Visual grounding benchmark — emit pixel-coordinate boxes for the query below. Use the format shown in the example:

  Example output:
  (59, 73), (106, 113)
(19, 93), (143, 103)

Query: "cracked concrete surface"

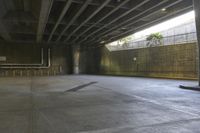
(0, 75), (200, 133)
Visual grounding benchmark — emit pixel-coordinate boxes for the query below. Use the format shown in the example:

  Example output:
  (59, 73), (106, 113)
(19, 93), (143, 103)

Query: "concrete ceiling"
(0, 0), (193, 47)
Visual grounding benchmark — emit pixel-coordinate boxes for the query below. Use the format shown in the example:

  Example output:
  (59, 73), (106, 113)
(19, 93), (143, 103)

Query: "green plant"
(117, 36), (132, 48)
(146, 33), (163, 47)
(120, 36), (132, 44)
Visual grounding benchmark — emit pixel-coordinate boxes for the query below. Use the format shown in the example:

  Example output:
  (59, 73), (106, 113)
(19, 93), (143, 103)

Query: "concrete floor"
(1, 75), (200, 133)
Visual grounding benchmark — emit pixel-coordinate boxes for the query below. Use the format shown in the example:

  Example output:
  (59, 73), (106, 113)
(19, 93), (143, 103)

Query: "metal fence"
(106, 32), (197, 51)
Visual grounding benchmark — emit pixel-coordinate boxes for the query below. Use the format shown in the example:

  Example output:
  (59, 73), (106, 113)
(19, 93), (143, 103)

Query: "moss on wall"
(80, 43), (198, 80)
(0, 43), (72, 77)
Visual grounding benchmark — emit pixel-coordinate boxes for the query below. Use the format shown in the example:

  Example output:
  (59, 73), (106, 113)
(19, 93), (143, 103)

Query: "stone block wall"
(80, 43), (198, 79)
(0, 43), (72, 77)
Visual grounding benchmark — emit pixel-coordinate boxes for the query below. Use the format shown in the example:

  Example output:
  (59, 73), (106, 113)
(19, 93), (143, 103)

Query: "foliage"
(119, 36), (132, 44)
(146, 33), (163, 47)
(117, 36), (132, 48)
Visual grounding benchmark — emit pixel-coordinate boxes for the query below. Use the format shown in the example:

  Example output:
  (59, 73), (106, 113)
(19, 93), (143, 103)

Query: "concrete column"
(193, 0), (200, 86)
(73, 45), (80, 74)
(180, 0), (200, 90)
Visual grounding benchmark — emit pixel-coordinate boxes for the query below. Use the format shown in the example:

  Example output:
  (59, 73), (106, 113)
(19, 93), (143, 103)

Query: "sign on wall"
(0, 56), (6, 61)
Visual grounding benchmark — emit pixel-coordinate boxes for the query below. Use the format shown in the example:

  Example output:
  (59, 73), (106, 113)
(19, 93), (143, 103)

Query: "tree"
(117, 36), (132, 48)
(146, 33), (163, 47)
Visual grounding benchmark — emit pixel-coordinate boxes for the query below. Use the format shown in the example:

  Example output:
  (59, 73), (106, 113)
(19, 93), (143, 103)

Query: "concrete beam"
(36, 0), (53, 42)
(63, 0), (112, 42)
(76, 0), (150, 45)
(48, 0), (73, 42)
(83, 0), (185, 46)
(92, 0), (183, 45)
(70, 0), (130, 43)
(55, 0), (131, 10)
(56, 0), (93, 41)
(97, 6), (193, 47)
(93, 0), (173, 42)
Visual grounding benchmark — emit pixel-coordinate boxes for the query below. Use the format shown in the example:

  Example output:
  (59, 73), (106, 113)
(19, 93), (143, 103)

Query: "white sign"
(0, 56), (6, 61)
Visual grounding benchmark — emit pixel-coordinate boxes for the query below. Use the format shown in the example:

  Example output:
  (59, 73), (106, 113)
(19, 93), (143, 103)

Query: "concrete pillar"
(193, 0), (200, 86)
(73, 45), (80, 74)
(180, 1), (200, 90)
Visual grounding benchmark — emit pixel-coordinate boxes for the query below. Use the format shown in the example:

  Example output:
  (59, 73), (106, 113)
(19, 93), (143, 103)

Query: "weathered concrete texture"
(80, 43), (198, 79)
(1, 75), (200, 133)
(0, 43), (72, 76)
(193, 0), (200, 85)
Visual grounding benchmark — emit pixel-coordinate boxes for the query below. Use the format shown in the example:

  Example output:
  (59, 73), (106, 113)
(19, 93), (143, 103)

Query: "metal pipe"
(0, 48), (51, 69)
(0, 48), (44, 66)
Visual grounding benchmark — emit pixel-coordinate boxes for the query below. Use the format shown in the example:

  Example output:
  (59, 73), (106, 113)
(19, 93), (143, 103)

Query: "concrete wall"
(0, 43), (72, 76)
(79, 47), (101, 74)
(80, 43), (198, 79)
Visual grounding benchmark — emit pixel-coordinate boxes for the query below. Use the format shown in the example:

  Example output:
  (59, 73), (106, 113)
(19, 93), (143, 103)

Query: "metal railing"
(106, 32), (197, 51)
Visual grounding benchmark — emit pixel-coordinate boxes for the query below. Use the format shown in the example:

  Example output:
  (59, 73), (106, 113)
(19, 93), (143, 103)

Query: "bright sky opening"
(108, 10), (195, 46)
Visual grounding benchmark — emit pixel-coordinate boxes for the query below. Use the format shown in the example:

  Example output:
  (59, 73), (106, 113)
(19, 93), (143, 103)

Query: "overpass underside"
(1, 0), (200, 132)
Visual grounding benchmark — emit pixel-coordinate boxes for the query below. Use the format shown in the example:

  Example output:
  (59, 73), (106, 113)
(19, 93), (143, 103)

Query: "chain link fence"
(106, 32), (197, 51)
